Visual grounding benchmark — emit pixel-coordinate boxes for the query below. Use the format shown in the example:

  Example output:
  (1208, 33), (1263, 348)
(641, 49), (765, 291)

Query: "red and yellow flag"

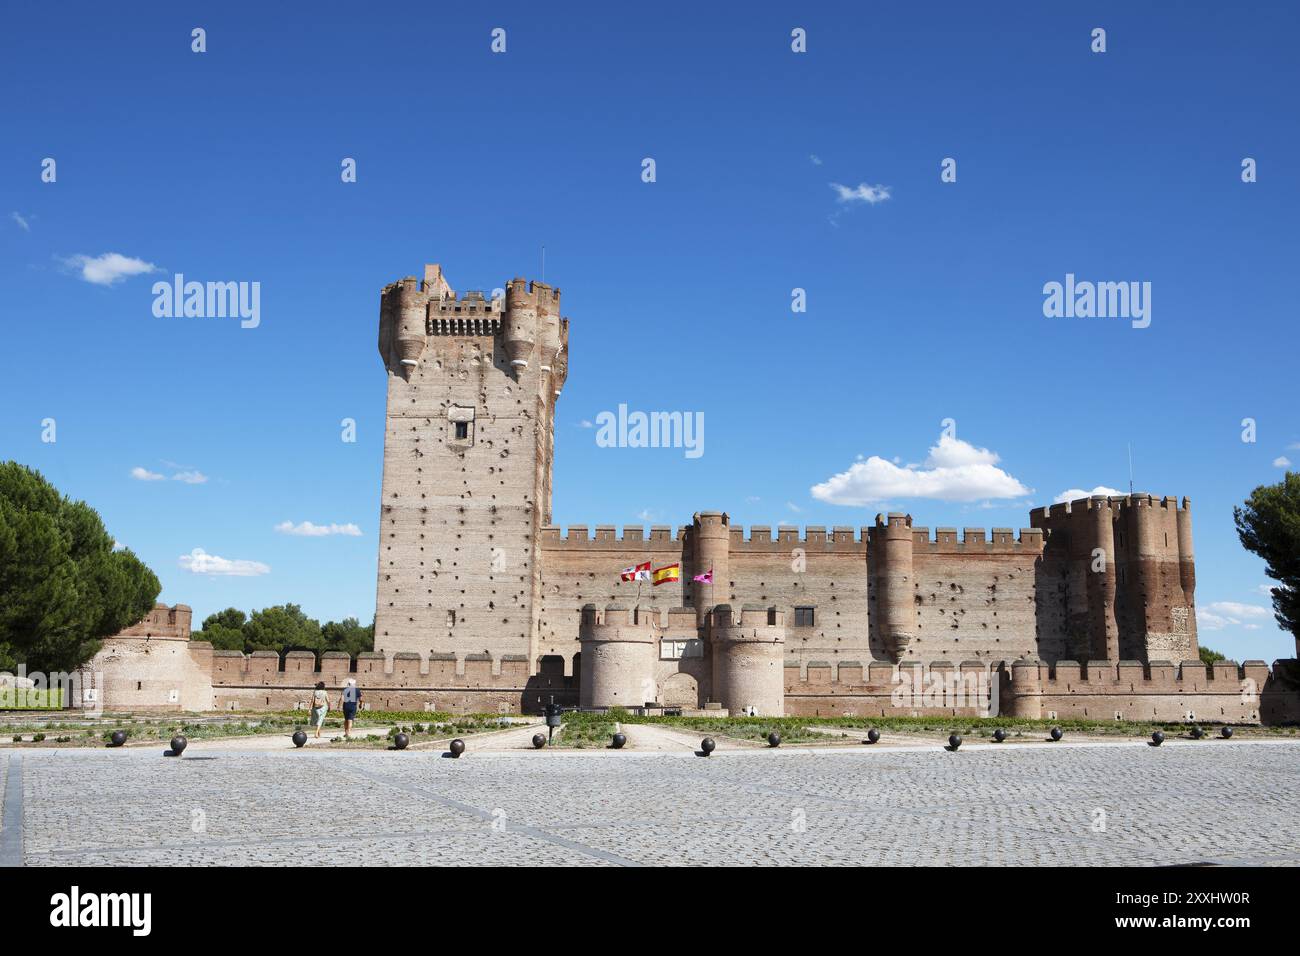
(652, 563), (680, 586)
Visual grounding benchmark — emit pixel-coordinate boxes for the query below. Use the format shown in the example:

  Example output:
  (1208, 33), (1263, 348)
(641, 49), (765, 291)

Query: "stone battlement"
(538, 523), (1045, 553)
(1030, 493), (1191, 524)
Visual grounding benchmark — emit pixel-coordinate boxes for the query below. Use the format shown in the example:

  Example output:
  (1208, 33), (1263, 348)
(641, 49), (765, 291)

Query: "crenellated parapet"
(377, 265), (568, 388)
(578, 604), (658, 708)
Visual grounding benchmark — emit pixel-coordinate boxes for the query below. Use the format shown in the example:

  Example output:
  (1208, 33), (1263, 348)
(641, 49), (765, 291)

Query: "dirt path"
(617, 722), (716, 752)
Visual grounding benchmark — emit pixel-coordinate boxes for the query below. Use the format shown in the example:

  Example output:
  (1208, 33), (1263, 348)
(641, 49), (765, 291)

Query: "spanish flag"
(652, 563), (680, 586)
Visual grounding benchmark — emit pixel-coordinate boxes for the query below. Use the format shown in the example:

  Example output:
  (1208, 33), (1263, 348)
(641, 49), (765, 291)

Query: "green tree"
(321, 616), (374, 656)
(1234, 472), (1300, 641)
(243, 604), (321, 654)
(193, 607), (248, 651)
(1199, 645), (1226, 666)
(0, 462), (160, 672)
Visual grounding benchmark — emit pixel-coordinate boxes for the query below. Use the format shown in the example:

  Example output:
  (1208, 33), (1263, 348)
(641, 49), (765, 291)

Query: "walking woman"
(310, 681), (329, 739)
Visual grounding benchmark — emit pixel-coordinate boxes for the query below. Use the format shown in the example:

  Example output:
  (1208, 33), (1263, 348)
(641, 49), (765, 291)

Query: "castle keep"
(77, 265), (1299, 723)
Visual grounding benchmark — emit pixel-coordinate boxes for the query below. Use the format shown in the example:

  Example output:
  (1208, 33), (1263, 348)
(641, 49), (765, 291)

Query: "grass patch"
(0, 688), (64, 709)
(550, 709), (621, 749)
(618, 713), (1299, 744)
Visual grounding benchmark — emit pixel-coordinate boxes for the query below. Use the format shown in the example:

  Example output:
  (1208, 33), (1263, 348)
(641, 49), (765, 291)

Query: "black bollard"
(700, 737), (716, 756)
(532, 733), (546, 749)
(993, 728), (1007, 743)
(948, 734), (962, 751)
(1220, 726), (1233, 739)
(1151, 731), (1164, 746)
(767, 732), (781, 748)
(1050, 727), (1063, 742)
(866, 728), (881, 745)
(292, 730), (307, 748)
(169, 735), (187, 756)
(611, 733), (626, 749)
(394, 732), (409, 750)
(449, 738), (466, 758)
(109, 730), (127, 748)
(1189, 726), (1204, 740)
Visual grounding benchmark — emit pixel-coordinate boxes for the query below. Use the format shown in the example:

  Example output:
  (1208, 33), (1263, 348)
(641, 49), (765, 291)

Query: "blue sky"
(2, 1), (1296, 661)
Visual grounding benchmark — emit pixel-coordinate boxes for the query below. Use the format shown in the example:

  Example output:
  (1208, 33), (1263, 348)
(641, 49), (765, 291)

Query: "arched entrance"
(660, 672), (699, 709)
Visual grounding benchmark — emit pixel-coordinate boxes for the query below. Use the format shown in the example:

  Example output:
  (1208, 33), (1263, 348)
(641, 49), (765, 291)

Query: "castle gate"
(660, 673), (698, 709)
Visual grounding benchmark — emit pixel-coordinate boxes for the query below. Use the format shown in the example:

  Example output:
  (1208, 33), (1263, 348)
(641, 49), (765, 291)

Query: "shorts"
(342, 703), (358, 721)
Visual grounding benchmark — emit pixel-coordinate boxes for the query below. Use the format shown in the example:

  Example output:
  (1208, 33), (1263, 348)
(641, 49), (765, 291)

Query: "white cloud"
(1197, 601), (1273, 631)
(63, 252), (160, 286)
(830, 182), (891, 205)
(1273, 456), (1291, 468)
(274, 520), (362, 537)
(171, 470), (208, 485)
(11, 212), (31, 232)
(131, 466), (165, 481)
(179, 548), (270, 577)
(809, 154), (823, 166)
(1256, 583), (1276, 596)
(1054, 485), (1124, 503)
(578, 420), (594, 428)
(811, 433), (1030, 506)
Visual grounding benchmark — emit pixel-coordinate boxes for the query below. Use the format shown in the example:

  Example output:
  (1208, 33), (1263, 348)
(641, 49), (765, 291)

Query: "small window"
(454, 421), (469, 440)
(446, 610), (456, 627)
(794, 606), (815, 627)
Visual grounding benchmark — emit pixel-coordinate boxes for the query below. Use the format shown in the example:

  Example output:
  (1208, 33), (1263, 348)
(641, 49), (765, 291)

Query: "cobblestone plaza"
(3, 740), (1297, 867)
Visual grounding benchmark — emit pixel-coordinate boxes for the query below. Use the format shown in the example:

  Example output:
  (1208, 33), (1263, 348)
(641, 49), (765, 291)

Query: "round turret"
(536, 282), (561, 373)
(710, 605), (785, 716)
(1004, 659), (1044, 718)
(691, 512), (731, 627)
(504, 278), (537, 370)
(392, 277), (428, 378)
(872, 513), (915, 661)
(578, 604), (657, 709)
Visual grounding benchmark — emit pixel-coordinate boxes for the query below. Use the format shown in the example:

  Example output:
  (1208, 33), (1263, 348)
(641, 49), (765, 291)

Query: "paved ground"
(3, 740), (1297, 866)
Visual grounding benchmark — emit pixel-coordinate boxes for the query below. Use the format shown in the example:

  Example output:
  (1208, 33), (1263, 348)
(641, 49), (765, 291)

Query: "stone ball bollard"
(1050, 727), (1063, 742)
(1151, 731), (1165, 746)
(767, 732), (781, 748)
(948, 734), (962, 750)
(700, 737), (716, 756)
(449, 738), (466, 758)
(993, 728), (1007, 743)
(1189, 726), (1204, 739)
(532, 733), (546, 749)
(169, 735), (187, 756)
(394, 732), (409, 750)
(866, 728), (881, 745)
(292, 731), (307, 748)
(109, 730), (127, 748)
(1221, 726), (1233, 739)
(611, 733), (627, 749)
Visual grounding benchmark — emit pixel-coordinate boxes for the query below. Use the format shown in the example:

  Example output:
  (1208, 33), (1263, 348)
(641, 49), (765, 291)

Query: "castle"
(76, 264), (1299, 723)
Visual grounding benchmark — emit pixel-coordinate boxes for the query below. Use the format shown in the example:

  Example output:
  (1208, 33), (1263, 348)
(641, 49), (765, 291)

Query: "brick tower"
(374, 264), (568, 672)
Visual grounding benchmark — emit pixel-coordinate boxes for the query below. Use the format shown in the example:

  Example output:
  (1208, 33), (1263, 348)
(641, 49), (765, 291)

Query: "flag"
(652, 563), (680, 586)
(620, 561), (651, 582)
(692, 567), (713, 584)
